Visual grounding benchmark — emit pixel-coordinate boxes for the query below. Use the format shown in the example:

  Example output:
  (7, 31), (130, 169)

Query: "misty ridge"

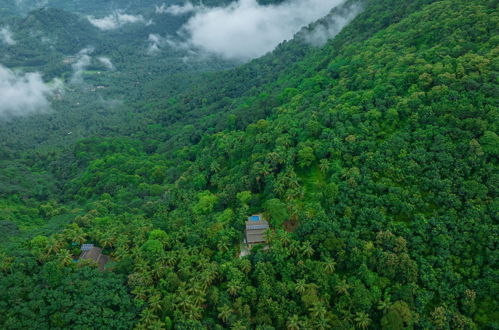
(156, 0), (359, 59)
(87, 11), (150, 30)
(0, 0), (362, 119)
(0, 0), (497, 328)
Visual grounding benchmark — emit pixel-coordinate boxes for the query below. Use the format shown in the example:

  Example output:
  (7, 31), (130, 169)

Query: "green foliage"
(193, 191), (219, 215)
(142, 239), (164, 259)
(0, 0), (497, 328)
(149, 229), (168, 244)
(263, 198), (289, 227)
(0, 261), (137, 328)
(381, 301), (414, 330)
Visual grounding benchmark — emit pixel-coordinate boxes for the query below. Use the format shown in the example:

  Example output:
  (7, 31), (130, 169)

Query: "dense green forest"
(0, 0), (497, 329)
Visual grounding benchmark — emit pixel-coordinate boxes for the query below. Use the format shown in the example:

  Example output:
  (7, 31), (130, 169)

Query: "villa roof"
(245, 215), (269, 244)
(80, 246), (109, 270)
(80, 243), (94, 251)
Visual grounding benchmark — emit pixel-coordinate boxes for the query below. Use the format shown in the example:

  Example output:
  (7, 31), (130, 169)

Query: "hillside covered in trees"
(0, 0), (497, 329)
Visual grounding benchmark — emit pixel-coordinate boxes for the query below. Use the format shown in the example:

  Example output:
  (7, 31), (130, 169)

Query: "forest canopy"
(0, 0), (497, 329)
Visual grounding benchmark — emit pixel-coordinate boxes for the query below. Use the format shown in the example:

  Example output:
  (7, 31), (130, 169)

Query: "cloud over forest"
(70, 48), (93, 83)
(0, 64), (58, 118)
(164, 0), (348, 60)
(0, 27), (16, 45)
(87, 11), (148, 30)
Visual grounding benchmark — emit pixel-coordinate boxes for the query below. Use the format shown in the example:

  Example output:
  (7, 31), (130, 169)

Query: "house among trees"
(245, 214), (270, 249)
(79, 244), (109, 271)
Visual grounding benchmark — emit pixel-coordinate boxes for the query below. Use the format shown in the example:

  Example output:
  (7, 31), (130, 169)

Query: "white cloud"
(0, 27), (16, 45)
(156, 2), (196, 15)
(173, 0), (347, 60)
(71, 48), (94, 83)
(147, 33), (186, 55)
(147, 34), (163, 54)
(301, 4), (361, 46)
(97, 57), (115, 70)
(0, 64), (57, 118)
(87, 11), (146, 30)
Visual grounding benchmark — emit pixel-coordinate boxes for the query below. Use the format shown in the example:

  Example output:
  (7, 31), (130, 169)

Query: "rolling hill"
(0, 0), (497, 328)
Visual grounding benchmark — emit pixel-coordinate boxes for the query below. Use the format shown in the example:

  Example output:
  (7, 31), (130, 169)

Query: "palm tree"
(113, 246), (129, 261)
(277, 230), (291, 246)
(132, 286), (148, 301)
(0, 253), (13, 272)
(301, 241), (314, 258)
(227, 281), (240, 296)
(274, 180), (286, 196)
(260, 163), (272, 177)
(192, 293), (206, 307)
(178, 263), (192, 278)
(185, 304), (202, 320)
(176, 291), (194, 313)
(289, 241), (300, 256)
(354, 312), (371, 329)
(199, 272), (214, 290)
(99, 232), (115, 249)
(57, 249), (73, 267)
(217, 240), (229, 253)
(164, 252), (177, 267)
(134, 259), (151, 273)
(218, 305), (232, 323)
(295, 279), (307, 295)
(140, 308), (157, 327)
(339, 309), (354, 323)
(323, 258), (336, 274)
(309, 302), (327, 319)
(287, 315), (301, 330)
(66, 224), (87, 245)
(45, 237), (62, 257)
(319, 159), (330, 174)
(314, 316), (330, 330)
(287, 172), (300, 189)
(266, 151), (283, 166)
(148, 294), (162, 313)
(231, 320), (247, 330)
(152, 263), (166, 280)
(147, 319), (165, 330)
(377, 296), (391, 314)
(264, 229), (276, 245)
(335, 279), (351, 296)
(239, 259), (251, 274)
(210, 161), (221, 173)
(188, 284), (206, 306)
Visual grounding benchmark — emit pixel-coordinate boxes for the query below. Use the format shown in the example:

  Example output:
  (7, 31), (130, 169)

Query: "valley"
(0, 0), (497, 328)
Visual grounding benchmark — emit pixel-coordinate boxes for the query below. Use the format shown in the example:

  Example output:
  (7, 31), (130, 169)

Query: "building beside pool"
(79, 244), (109, 271)
(245, 214), (270, 249)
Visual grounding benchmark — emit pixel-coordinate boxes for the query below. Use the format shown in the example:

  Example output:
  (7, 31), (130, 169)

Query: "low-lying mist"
(163, 0), (352, 60)
(0, 64), (60, 118)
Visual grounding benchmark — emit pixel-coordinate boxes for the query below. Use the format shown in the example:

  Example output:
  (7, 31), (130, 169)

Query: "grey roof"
(245, 219), (269, 227)
(80, 246), (109, 270)
(245, 221), (269, 244)
(246, 230), (267, 243)
(246, 224), (269, 230)
(81, 244), (94, 251)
